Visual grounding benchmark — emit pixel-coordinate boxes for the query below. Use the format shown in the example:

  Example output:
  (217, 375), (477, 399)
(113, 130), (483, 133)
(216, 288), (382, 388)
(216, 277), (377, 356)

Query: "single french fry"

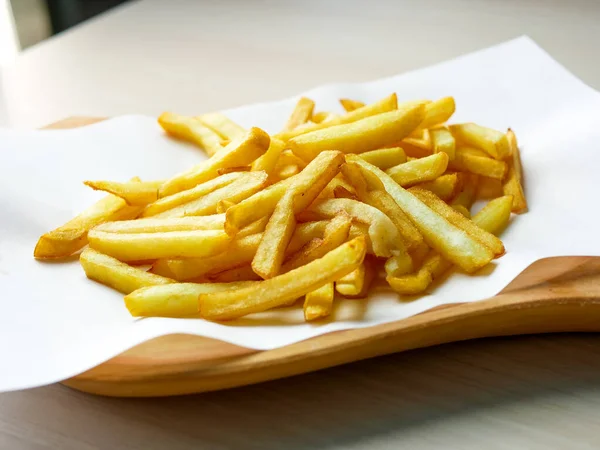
(284, 97), (315, 131)
(125, 281), (257, 318)
(142, 172), (244, 218)
(477, 176), (503, 199)
(304, 282), (335, 321)
(289, 105), (426, 162)
(154, 172), (268, 218)
(88, 229), (231, 261)
(34, 183), (143, 260)
(216, 166), (251, 176)
(311, 112), (339, 124)
(94, 215), (225, 234)
(224, 177), (293, 235)
(339, 98), (365, 112)
(200, 237), (366, 321)
(472, 195), (513, 236)
(453, 204), (471, 218)
(387, 268), (432, 295)
(451, 173), (479, 210)
(503, 129), (528, 213)
(209, 265), (262, 282)
(414, 173), (460, 201)
(335, 259), (376, 298)
(301, 198), (402, 258)
(84, 180), (163, 206)
(282, 213), (352, 272)
(399, 138), (433, 159)
(160, 127), (270, 197)
(252, 151), (345, 278)
(152, 232), (263, 281)
(386, 152), (449, 187)
(80, 248), (173, 294)
(410, 188), (504, 256)
(251, 138), (286, 176)
(358, 147), (407, 170)
(430, 127), (456, 161)
(449, 147), (507, 180)
(450, 123), (510, 160)
(416, 97), (456, 130)
(198, 112), (246, 141)
(275, 93), (398, 141)
(348, 156), (495, 273)
(158, 112), (223, 156)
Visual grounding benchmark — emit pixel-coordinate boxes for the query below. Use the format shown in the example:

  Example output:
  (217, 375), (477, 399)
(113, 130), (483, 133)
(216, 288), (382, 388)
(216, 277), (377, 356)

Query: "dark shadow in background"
(46, 0), (130, 34)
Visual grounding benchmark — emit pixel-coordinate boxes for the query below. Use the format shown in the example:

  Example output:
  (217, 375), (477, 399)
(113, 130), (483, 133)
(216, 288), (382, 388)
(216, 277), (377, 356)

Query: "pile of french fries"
(34, 93), (527, 322)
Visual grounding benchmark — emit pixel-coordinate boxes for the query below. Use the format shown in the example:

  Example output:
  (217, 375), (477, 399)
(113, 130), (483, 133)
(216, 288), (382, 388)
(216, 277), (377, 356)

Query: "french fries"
(158, 112), (223, 156)
(289, 105), (426, 162)
(80, 248), (173, 294)
(201, 237), (366, 321)
(284, 97), (315, 130)
(450, 123), (510, 160)
(37, 92), (526, 322)
(160, 127), (270, 197)
(304, 282), (335, 321)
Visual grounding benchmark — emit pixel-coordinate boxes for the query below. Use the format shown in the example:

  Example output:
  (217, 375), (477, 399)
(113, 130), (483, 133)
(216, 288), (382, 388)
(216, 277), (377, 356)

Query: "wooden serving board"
(49, 118), (600, 398)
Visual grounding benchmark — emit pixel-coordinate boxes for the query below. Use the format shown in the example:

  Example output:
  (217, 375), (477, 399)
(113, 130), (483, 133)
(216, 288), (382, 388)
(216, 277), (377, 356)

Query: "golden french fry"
(348, 156), (495, 273)
(251, 138), (286, 176)
(453, 204), (471, 218)
(209, 265), (262, 282)
(80, 248), (173, 294)
(34, 186), (143, 260)
(282, 213), (352, 272)
(158, 112), (223, 156)
(386, 152), (449, 187)
(84, 180), (163, 206)
(200, 237), (366, 321)
(400, 138), (433, 159)
(125, 281), (257, 318)
(142, 172), (244, 218)
(289, 105), (426, 162)
(94, 215), (225, 234)
(151, 232), (262, 281)
(160, 127), (270, 197)
(339, 98), (365, 112)
(358, 147), (407, 170)
(335, 259), (376, 298)
(503, 129), (528, 213)
(449, 147), (507, 180)
(304, 282), (335, 321)
(477, 176), (504, 199)
(430, 127), (456, 161)
(387, 195), (513, 295)
(154, 172), (268, 218)
(385, 251), (414, 277)
(198, 112), (246, 141)
(275, 93), (398, 141)
(216, 166), (251, 176)
(224, 177), (293, 235)
(88, 229), (231, 261)
(252, 151), (344, 278)
(450, 123), (510, 160)
(236, 215), (269, 238)
(414, 173), (460, 201)
(451, 173), (479, 210)
(410, 188), (504, 256)
(301, 197), (401, 258)
(416, 97), (456, 130)
(216, 199), (236, 214)
(284, 97), (315, 131)
(311, 112), (339, 124)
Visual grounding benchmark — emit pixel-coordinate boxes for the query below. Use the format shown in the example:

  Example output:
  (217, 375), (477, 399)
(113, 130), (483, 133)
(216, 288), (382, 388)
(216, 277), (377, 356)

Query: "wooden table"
(2, 0), (600, 448)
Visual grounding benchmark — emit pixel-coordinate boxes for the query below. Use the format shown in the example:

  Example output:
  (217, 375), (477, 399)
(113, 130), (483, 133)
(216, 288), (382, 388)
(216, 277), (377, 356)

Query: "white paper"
(1, 36), (600, 392)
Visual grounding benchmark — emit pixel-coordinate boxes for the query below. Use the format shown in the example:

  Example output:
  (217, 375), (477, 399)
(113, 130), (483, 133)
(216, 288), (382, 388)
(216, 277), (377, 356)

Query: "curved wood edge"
(48, 118), (600, 397)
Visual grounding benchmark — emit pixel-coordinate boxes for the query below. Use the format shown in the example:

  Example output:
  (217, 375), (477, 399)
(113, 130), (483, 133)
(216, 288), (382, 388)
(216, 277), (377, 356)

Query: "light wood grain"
(47, 117), (600, 398)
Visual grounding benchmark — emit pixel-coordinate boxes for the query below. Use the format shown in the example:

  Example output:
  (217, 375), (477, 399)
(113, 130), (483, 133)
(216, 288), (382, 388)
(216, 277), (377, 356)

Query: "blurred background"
(11, 0), (129, 49)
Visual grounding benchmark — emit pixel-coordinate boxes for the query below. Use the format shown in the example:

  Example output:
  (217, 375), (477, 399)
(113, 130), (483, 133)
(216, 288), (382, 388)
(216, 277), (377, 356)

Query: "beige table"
(2, 0), (600, 448)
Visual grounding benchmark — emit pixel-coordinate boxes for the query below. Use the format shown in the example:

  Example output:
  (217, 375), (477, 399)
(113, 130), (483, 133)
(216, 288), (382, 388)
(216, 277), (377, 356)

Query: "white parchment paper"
(1, 36), (600, 392)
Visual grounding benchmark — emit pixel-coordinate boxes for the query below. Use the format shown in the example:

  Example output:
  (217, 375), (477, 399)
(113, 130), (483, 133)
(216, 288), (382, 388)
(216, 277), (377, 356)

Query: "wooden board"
(49, 118), (600, 398)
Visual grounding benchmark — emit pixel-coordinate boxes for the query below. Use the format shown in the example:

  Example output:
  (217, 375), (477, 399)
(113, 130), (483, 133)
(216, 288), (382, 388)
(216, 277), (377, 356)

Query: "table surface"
(2, 0), (600, 448)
